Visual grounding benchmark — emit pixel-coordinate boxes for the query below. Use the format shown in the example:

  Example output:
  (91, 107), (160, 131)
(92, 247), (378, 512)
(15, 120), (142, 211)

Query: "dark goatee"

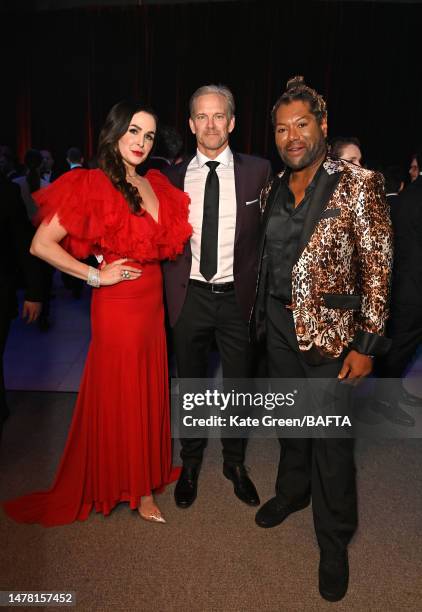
(280, 140), (326, 171)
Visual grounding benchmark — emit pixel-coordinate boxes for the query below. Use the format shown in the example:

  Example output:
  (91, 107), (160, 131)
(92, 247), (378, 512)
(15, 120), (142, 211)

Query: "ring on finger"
(121, 270), (130, 279)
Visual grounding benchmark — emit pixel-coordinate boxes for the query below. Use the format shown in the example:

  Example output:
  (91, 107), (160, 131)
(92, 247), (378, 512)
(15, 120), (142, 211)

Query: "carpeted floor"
(0, 391), (421, 611)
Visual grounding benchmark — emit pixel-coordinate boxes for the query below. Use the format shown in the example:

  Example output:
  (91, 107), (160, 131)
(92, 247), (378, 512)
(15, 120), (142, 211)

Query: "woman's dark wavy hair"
(24, 149), (43, 193)
(271, 76), (327, 126)
(97, 100), (157, 214)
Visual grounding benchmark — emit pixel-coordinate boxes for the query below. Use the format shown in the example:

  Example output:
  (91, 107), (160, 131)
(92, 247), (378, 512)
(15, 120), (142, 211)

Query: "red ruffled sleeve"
(33, 168), (191, 263)
(33, 169), (112, 259)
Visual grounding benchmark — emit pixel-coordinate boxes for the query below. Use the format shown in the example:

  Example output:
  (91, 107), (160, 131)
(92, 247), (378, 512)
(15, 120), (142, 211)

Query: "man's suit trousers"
(266, 296), (357, 554)
(172, 283), (254, 466)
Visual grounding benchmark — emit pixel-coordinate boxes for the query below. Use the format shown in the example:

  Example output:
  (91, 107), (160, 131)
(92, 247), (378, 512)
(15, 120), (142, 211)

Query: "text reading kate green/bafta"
(182, 415), (351, 428)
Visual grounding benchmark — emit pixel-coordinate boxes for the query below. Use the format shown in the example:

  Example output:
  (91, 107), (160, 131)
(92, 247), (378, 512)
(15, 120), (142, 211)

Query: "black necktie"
(200, 161), (220, 281)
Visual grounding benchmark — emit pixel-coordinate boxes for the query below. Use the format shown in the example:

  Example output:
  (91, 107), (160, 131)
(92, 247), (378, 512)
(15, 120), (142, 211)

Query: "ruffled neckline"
(33, 168), (191, 262)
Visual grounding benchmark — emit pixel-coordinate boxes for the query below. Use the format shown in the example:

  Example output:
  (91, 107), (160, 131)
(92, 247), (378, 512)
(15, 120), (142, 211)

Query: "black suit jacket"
(162, 152), (272, 326)
(390, 177), (422, 306)
(0, 175), (45, 318)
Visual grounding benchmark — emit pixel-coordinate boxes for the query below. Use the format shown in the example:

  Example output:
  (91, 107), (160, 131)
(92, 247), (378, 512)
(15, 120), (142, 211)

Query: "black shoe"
(255, 494), (310, 528)
(399, 387), (422, 407)
(371, 399), (415, 427)
(174, 465), (199, 508)
(319, 549), (349, 602)
(223, 463), (260, 506)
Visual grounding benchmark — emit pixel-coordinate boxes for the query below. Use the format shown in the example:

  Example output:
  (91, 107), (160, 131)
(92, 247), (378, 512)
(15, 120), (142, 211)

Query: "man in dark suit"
(374, 154), (422, 423)
(162, 84), (271, 509)
(253, 77), (392, 602)
(65, 147), (84, 171)
(0, 145), (20, 180)
(40, 149), (58, 184)
(143, 125), (184, 171)
(0, 174), (45, 437)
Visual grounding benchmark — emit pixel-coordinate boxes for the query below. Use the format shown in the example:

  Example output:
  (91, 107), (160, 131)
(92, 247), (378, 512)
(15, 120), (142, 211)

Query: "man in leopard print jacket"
(253, 76), (393, 603)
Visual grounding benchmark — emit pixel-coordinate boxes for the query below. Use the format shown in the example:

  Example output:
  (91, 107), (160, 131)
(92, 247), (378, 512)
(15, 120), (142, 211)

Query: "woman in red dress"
(3, 101), (191, 526)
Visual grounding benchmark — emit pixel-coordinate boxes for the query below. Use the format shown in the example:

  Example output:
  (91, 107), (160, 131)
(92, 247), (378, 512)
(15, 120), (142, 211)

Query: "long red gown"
(3, 168), (191, 526)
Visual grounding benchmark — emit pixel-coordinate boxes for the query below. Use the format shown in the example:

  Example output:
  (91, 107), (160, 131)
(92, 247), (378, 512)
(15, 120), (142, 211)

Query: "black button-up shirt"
(265, 165), (323, 304)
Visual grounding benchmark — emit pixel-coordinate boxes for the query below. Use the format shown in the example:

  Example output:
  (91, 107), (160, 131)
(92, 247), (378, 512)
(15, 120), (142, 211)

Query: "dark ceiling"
(1, 0), (421, 13)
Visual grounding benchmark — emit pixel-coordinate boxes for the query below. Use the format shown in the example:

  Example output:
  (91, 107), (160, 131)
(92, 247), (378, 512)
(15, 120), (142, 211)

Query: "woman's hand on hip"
(99, 258), (142, 286)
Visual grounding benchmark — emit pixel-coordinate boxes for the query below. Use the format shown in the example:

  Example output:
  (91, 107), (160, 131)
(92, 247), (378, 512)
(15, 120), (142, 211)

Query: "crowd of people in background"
(0, 125), (419, 439)
(2, 131), (420, 212)
(0, 130), (420, 339)
(0, 133), (420, 309)
(1, 134), (420, 195)
(1, 127), (421, 425)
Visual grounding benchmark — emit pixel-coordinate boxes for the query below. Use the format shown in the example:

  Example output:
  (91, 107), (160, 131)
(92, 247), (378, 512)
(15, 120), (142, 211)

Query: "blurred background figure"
(145, 124), (184, 171)
(374, 149), (422, 425)
(383, 164), (405, 208)
(61, 146), (88, 299)
(330, 136), (362, 166)
(14, 149), (53, 331)
(408, 153), (419, 183)
(66, 146), (84, 170)
(0, 145), (21, 180)
(40, 149), (56, 183)
(0, 173), (44, 438)
(13, 149), (49, 221)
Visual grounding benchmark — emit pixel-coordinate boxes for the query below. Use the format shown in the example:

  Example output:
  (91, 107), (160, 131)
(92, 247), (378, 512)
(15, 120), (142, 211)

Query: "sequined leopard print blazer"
(254, 157), (393, 359)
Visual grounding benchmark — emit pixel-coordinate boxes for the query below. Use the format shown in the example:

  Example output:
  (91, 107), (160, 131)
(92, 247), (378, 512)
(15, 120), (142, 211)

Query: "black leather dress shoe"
(319, 549), (349, 602)
(174, 465), (199, 508)
(223, 464), (260, 506)
(255, 495), (310, 528)
(400, 387), (422, 407)
(372, 399), (415, 427)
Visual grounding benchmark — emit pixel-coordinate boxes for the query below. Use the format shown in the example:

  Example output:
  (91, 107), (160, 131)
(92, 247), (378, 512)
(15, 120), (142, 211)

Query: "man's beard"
(201, 133), (228, 151)
(279, 136), (326, 171)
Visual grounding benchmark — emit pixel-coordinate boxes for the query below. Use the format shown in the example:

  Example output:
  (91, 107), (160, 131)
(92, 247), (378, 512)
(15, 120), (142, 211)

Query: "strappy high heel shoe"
(138, 498), (166, 523)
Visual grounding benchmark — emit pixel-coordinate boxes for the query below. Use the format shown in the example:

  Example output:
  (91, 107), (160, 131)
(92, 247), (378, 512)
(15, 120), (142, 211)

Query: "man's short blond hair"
(189, 84), (235, 119)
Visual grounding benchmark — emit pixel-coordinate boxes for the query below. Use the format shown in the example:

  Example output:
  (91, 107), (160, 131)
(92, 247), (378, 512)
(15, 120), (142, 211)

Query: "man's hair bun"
(286, 75), (306, 91)
(271, 76), (327, 127)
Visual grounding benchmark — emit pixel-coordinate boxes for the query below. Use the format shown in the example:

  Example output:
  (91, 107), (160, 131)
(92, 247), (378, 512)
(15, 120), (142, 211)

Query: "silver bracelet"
(86, 266), (100, 288)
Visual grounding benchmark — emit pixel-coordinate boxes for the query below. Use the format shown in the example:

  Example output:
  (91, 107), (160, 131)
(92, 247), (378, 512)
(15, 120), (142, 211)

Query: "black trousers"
(172, 283), (254, 466)
(266, 297), (357, 554)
